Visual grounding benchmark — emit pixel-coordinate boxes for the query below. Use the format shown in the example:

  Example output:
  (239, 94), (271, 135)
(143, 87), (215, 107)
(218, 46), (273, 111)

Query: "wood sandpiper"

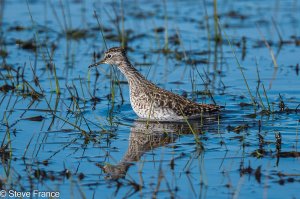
(89, 47), (220, 120)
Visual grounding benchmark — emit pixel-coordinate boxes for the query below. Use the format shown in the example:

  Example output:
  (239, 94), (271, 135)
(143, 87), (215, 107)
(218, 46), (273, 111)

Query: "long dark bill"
(88, 60), (103, 68)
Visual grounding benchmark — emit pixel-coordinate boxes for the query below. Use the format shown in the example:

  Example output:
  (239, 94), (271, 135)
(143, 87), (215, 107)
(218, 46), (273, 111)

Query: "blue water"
(0, 0), (300, 198)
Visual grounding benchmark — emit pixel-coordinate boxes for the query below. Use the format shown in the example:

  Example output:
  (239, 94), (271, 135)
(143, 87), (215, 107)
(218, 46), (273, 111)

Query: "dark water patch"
(222, 10), (248, 20)
(8, 25), (27, 32)
(15, 39), (38, 52)
(22, 115), (45, 122)
(227, 124), (250, 133)
(0, 49), (8, 58)
(65, 29), (92, 40)
(91, 25), (113, 33)
(0, 84), (15, 92)
(153, 27), (165, 33)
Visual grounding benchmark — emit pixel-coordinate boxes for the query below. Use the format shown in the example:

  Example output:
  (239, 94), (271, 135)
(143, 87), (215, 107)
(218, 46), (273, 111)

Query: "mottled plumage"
(89, 47), (220, 120)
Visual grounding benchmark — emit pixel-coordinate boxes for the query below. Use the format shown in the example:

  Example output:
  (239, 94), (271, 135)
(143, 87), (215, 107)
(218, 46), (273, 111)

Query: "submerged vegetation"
(0, 0), (299, 198)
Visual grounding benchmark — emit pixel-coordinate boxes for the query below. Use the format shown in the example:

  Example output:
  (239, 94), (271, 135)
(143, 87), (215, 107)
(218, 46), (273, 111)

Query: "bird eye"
(107, 54), (112, 58)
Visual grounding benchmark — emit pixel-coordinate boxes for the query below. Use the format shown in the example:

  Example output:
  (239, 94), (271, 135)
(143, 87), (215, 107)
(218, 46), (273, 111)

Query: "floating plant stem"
(180, 109), (203, 148)
(52, 63), (61, 94)
(256, 25), (278, 68)
(163, 0), (169, 51)
(23, 133), (35, 159)
(262, 83), (270, 111)
(272, 17), (283, 44)
(93, 10), (108, 49)
(219, 20), (256, 107)
(66, 84), (91, 132)
(3, 112), (12, 175)
(296, 120), (299, 151)
(255, 67), (266, 111)
(120, 0), (125, 48)
(203, 0), (211, 56)
(213, 0), (221, 42)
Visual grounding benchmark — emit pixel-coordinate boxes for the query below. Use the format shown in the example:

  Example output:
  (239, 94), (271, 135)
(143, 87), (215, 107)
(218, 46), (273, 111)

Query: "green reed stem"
(219, 20), (256, 107)
(53, 64), (60, 94)
(163, 0), (169, 50)
(262, 83), (270, 111)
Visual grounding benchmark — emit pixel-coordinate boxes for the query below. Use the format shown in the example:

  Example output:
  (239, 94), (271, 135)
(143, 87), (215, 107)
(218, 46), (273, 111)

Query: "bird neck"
(117, 59), (145, 84)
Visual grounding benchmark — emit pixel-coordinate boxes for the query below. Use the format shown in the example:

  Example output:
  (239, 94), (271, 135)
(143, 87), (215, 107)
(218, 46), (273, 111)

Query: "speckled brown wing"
(146, 84), (220, 117)
(177, 101), (220, 116)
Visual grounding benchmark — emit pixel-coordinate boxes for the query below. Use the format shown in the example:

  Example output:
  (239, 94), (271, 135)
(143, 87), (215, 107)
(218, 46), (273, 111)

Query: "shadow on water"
(99, 117), (219, 180)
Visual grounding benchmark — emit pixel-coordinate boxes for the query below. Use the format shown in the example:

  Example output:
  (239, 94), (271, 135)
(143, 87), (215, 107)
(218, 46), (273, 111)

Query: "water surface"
(0, 0), (299, 198)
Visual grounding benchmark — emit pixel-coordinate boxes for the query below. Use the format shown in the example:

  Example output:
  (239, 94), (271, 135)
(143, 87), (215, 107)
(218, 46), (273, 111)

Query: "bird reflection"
(100, 118), (218, 180)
